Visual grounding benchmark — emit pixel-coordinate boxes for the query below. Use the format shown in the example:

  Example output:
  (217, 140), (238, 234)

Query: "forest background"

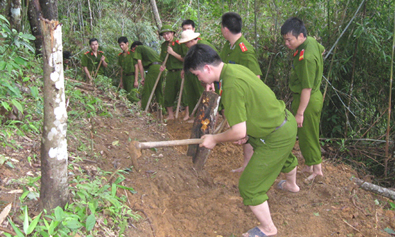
(0, 0), (394, 187)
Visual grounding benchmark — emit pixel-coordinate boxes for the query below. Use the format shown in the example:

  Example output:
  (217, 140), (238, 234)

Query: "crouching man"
(184, 44), (300, 237)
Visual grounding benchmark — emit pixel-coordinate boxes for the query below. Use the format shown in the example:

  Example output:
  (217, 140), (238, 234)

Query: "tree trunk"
(27, 0), (42, 54)
(40, 17), (68, 210)
(149, 0), (161, 30)
(10, 0), (21, 31)
(39, 0), (57, 20)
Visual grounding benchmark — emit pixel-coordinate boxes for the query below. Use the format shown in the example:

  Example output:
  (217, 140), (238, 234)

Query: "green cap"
(159, 25), (175, 35)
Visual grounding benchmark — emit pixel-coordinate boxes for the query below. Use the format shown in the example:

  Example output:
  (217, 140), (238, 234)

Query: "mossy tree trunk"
(39, 0), (68, 211)
(10, 0), (21, 31)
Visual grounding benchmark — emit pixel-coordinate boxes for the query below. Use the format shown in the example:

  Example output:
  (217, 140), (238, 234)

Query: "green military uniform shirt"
(220, 64), (285, 138)
(118, 50), (136, 75)
(219, 35), (262, 76)
(81, 50), (107, 75)
(134, 45), (162, 69)
(160, 39), (183, 70)
(289, 36), (325, 94)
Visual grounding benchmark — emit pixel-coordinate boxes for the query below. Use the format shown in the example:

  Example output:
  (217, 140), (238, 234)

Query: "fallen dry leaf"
(0, 203), (12, 224)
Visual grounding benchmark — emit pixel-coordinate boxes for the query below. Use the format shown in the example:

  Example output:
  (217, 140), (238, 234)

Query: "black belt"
(273, 110), (288, 132)
(168, 69), (182, 72)
(125, 72), (135, 76)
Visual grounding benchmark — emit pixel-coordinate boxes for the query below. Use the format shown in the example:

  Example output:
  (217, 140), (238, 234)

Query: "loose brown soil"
(1, 89), (395, 237)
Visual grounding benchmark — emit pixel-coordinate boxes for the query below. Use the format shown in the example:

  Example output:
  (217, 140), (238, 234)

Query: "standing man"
(81, 38), (108, 83)
(131, 41), (164, 110)
(117, 37), (139, 103)
(184, 44), (299, 237)
(179, 19), (200, 120)
(159, 24), (184, 120)
(281, 17), (324, 181)
(179, 19), (219, 120)
(219, 12), (263, 173)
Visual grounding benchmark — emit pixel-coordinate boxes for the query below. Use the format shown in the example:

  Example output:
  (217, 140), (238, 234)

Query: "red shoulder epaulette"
(293, 50), (299, 57)
(84, 51), (90, 55)
(175, 40), (179, 44)
(172, 41), (175, 46)
(299, 49), (305, 61)
(118, 52), (122, 56)
(239, 42), (248, 52)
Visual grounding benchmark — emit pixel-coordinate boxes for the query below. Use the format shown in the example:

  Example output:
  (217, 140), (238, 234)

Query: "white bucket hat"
(179, 30), (201, 44)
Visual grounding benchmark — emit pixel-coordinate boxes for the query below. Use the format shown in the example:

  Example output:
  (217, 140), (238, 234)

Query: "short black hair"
(118, 36), (128, 44)
(131, 41), (143, 48)
(221, 12), (242, 34)
(182, 19), (195, 28)
(89, 38), (98, 45)
(280, 17), (307, 38)
(184, 44), (222, 72)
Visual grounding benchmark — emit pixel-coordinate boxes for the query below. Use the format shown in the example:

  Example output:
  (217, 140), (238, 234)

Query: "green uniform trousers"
(239, 110), (298, 206)
(123, 74), (139, 103)
(141, 65), (164, 109)
(291, 91), (323, 166)
(183, 73), (204, 113)
(164, 70), (185, 108)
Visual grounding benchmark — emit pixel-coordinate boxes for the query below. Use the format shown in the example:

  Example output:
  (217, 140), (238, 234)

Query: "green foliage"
(8, 169), (140, 236)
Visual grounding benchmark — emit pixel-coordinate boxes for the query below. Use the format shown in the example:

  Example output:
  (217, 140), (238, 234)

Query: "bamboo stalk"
(384, 10), (395, 178)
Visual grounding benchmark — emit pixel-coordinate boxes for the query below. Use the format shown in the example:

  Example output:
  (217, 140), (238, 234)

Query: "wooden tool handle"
(137, 138), (203, 149)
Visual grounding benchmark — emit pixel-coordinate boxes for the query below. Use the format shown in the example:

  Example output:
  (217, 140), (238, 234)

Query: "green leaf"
(85, 214), (96, 231)
(114, 175), (125, 185)
(14, 56), (27, 66)
(54, 206), (64, 221)
(0, 60), (6, 70)
(1, 101), (11, 111)
(27, 212), (42, 234)
(40, 231), (50, 237)
(23, 206), (29, 234)
(88, 200), (98, 215)
(384, 228), (395, 234)
(313, 212), (320, 216)
(116, 185), (137, 194)
(30, 86), (39, 98)
(48, 220), (60, 235)
(64, 219), (83, 230)
(8, 218), (25, 237)
(111, 183), (117, 197)
(11, 99), (23, 113)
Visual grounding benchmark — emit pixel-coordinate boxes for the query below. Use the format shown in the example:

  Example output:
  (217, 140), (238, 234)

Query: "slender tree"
(39, 0), (68, 210)
(10, 0), (22, 31)
(150, 0), (161, 30)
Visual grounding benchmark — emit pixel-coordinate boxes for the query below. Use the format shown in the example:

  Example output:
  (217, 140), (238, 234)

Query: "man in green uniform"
(131, 41), (163, 110)
(179, 27), (218, 121)
(184, 44), (299, 237)
(117, 37), (139, 103)
(219, 12), (263, 173)
(281, 17), (324, 182)
(159, 24), (184, 120)
(178, 19), (200, 121)
(81, 38), (108, 83)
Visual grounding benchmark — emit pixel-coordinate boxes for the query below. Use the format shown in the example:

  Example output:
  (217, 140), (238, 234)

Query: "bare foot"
(277, 180), (300, 193)
(165, 116), (174, 120)
(231, 166), (245, 173)
(183, 115), (189, 121)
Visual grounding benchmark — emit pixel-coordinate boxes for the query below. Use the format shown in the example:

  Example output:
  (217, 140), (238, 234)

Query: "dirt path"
(1, 99), (394, 237)
(91, 108), (394, 237)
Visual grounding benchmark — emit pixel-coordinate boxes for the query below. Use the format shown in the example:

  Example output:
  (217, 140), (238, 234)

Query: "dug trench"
(92, 107), (395, 237)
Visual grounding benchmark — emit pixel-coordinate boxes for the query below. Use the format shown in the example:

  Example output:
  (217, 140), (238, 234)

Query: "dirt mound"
(1, 98), (394, 237)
